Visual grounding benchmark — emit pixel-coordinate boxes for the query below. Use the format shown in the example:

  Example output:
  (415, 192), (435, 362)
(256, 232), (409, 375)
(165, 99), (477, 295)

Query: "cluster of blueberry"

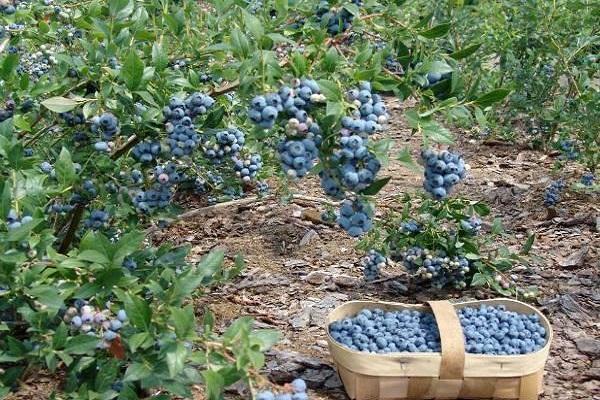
(132, 184), (173, 213)
(401, 246), (470, 289)
(315, 0), (361, 35)
(400, 219), (421, 234)
(362, 250), (386, 281)
(343, 82), (389, 135)
(256, 379), (308, 400)
(248, 79), (325, 130)
(581, 172), (595, 186)
(330, 134), (381, 192)
(47, 202), (74, 214)
(319, 170), (344, 199)
(130, 169), (143, 184)
(336, 198), (373, 237)
(163, 93), (214, 158)
(543, 180), (565, 206)
(5, 209), (33, 230)
(170, 58), (189, 70)
(277, 137), (319, 179)
(91, 112), (120, 151)
(84, 210), (109, 230)
(421, 71), (451, 89)
(329, 305), (547, 355)
(233, 154), (262, 183)
(421, 149), (466, 200)
(132, 163), (184, 213)
(284, 116), (322, 138)
(122, 257), (137, 271)
(558, 139), (578, 160)
(60, 110), (85, 126)
(257, 180), (269, 196)
(329, 308), (442, 353)
(132, 140), (161, 163)
(203, 127), (245, 163)
(82, 180), (97, 198)
(0, 100), (15, 122)
(385, 55), (404, 75)
(459, 216), (482, 236)
(62, 301), (128, 346)
(57, 23), (82, 44)
(458, 305), (547, 355)
(16, 45), (58, 79)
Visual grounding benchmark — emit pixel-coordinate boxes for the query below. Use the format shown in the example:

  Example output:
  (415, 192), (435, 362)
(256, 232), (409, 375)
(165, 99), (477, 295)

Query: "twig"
(368, 273), (407, 284)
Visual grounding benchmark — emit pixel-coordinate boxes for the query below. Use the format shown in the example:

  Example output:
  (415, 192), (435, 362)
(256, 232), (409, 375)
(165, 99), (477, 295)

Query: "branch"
(110, 135), (140, 160)
(58, 204), (85, 254)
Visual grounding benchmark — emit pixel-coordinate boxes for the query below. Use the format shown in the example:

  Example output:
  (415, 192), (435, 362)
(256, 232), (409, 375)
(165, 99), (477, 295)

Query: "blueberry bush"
(0, 0), (529, 397)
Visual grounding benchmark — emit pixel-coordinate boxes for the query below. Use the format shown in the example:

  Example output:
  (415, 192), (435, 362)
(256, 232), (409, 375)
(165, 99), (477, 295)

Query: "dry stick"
(146, 194), (340, 233)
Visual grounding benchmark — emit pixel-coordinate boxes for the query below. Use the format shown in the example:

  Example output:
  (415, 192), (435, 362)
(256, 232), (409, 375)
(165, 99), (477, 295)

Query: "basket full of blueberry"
(325, 299), (552, 400)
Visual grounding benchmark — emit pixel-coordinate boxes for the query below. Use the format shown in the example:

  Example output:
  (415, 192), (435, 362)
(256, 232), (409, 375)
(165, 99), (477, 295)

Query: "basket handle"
(428, 300), (465, 380)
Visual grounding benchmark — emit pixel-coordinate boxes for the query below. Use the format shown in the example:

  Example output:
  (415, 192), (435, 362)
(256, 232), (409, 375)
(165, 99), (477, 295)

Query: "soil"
(9, 98), (599, 399)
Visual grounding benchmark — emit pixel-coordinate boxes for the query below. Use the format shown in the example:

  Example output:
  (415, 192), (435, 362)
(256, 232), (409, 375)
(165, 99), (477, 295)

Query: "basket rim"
(326, 298), (553, 361)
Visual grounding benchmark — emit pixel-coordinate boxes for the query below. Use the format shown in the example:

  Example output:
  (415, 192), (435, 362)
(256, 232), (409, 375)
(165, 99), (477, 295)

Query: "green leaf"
(491, 217), (504, 234)
(127, 332), (153, 352)
(250, 329), (280, 351)
(123, 362), (153, 382)
(112, 231), (144, 264)
(325, 101), (343, 118)
(0, 53), (19, 80)
(360, 177), (391, 195)
(242, 10), (264, 39)
(53, 323), (68, 349)
(77, 250), (110, 264)
(64, 335), (99, 354)
(201, 370), (224, 400)
(470, 272), (488, 287)
(25, 285), (64, 313)
(56, 147), (77, 187)
(419, 23), (451, 39)
(170, 306), (195, 339)
(473, 89), (510, 108)
(520, 233), (535, 255)
(397, 147), (421, 172)
(41, 97), (84, 113)
(124, 293), (152, 330)
(316, 80), (341, 101)
(422, 121), (454, 144)
(166, 343), (187, 378)
(450, 43), (482, 60)
(152, 42), (169, 71)
(121, 51), (144, 90)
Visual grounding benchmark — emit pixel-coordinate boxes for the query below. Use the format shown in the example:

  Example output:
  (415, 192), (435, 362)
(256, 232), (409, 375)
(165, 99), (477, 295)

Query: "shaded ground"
(155, 98), (600, 399)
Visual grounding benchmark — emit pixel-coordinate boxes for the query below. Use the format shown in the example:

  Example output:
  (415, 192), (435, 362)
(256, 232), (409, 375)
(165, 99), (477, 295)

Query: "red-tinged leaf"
(108, 336), (126, 360)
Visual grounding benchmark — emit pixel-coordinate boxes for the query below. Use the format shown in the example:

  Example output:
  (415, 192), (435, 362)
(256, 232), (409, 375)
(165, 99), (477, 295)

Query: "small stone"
(324, 373), (344, 389)
(290, 303), (313, 329)
(306, 271), (329, 285)
(300, 368), (334, 388)
(575, 337), (600, 356)
(333, 275), (359, 287)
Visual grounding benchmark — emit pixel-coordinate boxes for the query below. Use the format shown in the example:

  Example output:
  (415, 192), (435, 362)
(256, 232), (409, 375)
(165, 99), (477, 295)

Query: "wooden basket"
(326, 299), (552, 400)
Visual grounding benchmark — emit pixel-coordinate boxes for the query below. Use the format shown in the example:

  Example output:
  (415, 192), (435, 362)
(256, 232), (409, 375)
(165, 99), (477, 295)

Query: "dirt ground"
(9, 99), (599, 399)
(152, 98), (599, 399)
